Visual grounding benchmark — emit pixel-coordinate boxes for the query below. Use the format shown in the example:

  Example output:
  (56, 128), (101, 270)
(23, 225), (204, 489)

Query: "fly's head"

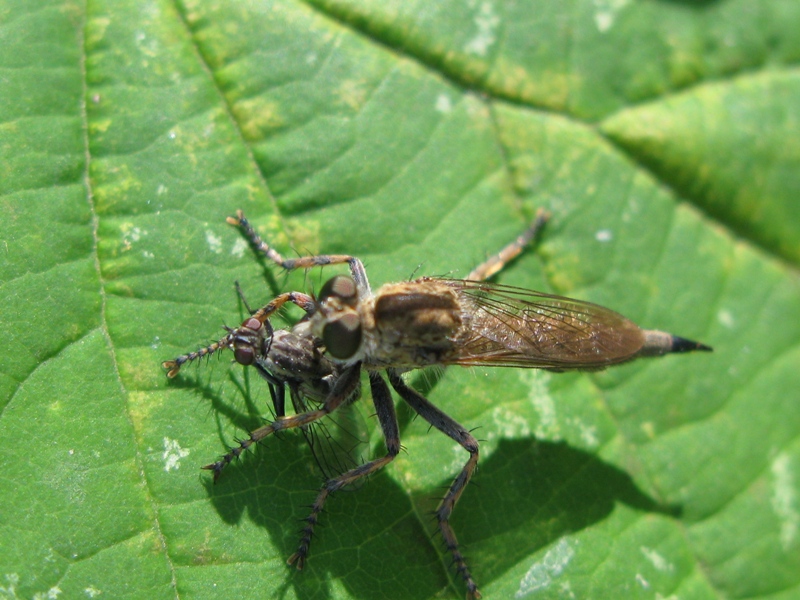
(312, 275), (364, 363)
(231, 316), (274, 367)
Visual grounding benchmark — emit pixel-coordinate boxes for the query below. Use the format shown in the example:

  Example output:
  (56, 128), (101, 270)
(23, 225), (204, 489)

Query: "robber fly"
(201, 210), (710, 600)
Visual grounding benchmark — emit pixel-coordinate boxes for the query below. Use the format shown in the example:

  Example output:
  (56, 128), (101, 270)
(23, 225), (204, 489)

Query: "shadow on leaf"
(202, 433), (446, 600)
(199, 415), (679, 599)
(444, 438), (680, 587)
(655, 0), (721, 6)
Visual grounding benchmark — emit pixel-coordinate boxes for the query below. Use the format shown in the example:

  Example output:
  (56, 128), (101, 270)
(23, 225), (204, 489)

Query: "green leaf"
(2, 1), (799, 599)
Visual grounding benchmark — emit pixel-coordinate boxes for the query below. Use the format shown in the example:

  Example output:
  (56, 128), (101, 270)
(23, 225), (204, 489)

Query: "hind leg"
(387, 369), (483, 600)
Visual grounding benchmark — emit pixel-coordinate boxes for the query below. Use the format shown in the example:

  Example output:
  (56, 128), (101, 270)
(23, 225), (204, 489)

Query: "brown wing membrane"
(437, 279), (647, 369)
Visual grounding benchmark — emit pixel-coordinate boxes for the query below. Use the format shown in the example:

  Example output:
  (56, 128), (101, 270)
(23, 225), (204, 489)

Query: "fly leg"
(466, 208), (549, 282)
(387, 369), (482, 600)
(234, 280), (257, 315)
(202, 363), (362, 481)
(228, 210), (372, 297)
(233, 279), (290, 419)
(288, 371), (400, 568)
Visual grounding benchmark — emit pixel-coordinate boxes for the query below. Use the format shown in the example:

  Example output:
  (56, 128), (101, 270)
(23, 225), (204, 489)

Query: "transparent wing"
(438, 279), (647, 369)
(289, 380), (370, 482)
(252, 325), (370, 482)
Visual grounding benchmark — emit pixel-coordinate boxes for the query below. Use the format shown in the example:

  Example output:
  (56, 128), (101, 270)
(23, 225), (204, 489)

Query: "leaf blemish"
(435, 94), (452, 113)
(569, 418), (599, 448)
(771, 453), (799, 550)
(595, 229), (613, 242)
(163, 438), (190, 472)
(515, 538), (575, 597)
(522, 371), (559, 440)
(464, 2), (499, 57)
(120, 223), (146, 252)
(205, 230), (223, 254)
(639, 546), (674, 572)
(593, 0), (631, 33)
(635, 573), (650, 589)
(0, 573), (19, 597)
(231, 237), (248, 259)
(490, 405), (532, 439)
(717, 309), (735, 328)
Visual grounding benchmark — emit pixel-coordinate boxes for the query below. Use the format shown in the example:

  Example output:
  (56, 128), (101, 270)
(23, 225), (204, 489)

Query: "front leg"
(202, 363), (362, 481)
(228, 210), (372, 298)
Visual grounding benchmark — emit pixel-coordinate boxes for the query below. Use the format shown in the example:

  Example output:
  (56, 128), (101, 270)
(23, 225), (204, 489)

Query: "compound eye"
(242, 317), (262, 331)
(319, 275), (358, 304)
(322, 313), (362, 359)
(233, 345), (255, 365)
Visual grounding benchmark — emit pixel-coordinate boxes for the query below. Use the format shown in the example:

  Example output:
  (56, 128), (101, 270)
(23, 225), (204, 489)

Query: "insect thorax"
(363, 280), (464, 367)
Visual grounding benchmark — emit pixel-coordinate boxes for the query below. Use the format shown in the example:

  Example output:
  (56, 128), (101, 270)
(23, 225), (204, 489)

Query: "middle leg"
(288, 370), (401, 568)
(466, 208), (549, 282)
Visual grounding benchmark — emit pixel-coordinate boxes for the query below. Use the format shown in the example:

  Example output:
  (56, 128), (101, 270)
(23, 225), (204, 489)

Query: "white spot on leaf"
(464, 2), (499, 56)
(163, 438), (190, 472)
(205, 230), (223, 254)
(32, 586), (61, 600)
(557, 582), (576, 598)
(572, 419), (599, 448)
(516, 538), (575, 597)
(231, 237), (248, 258)
(595, 229), (612, 242)
(119, 223), (146, 252)
(490, 405), (532, 439)
(593, 0), (630, 32)
(771, 453), (799, 550)
(640, 546), (673, 572)
(522, 371), (559, 440)
(435, 94), (453, 113)
(717, 309), (734, 328)
(0, 574), (20, 597)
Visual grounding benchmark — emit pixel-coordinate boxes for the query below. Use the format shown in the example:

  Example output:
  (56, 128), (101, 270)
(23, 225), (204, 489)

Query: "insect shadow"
(445, 437), (681, 585)
(197, 388), (679, 600)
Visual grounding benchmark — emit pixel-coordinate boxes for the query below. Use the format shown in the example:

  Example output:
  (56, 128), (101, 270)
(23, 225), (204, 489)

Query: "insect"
(165, 210), (711, 600)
